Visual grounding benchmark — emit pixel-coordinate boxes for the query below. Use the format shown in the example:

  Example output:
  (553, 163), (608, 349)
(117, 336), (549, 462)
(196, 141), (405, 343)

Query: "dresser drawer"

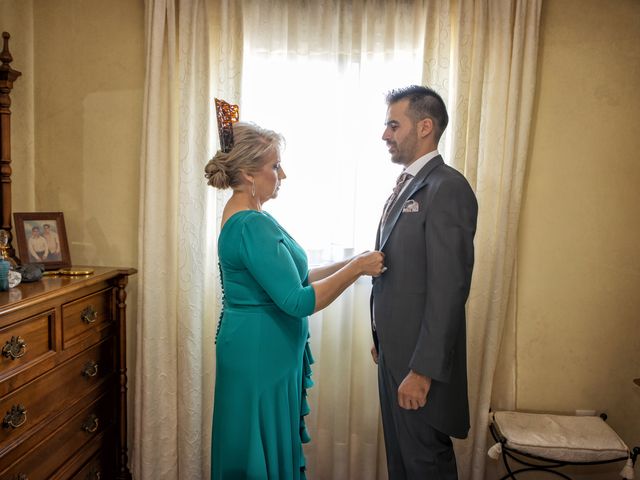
(67, 445), (115, 480)
(62, 290), (113, 349)
(0, 391), (116, 480)
(0, 310), (55, 383)
(0, 337), (116, 453)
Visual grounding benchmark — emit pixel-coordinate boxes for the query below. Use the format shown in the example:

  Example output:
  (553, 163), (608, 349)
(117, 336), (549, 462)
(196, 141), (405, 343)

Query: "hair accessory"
(215, 98), (240, 153)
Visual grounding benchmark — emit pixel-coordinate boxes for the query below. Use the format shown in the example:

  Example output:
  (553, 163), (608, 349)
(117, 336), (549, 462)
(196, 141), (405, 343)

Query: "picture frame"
(13, 212), (72, 270)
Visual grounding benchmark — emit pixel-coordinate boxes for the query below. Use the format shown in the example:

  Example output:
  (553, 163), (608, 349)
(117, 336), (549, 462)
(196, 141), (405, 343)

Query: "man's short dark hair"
(386, 85), (449, 141)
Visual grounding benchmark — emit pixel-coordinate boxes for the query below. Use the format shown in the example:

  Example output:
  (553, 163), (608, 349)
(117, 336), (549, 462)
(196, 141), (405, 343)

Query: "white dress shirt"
(398, 149), (440, 196)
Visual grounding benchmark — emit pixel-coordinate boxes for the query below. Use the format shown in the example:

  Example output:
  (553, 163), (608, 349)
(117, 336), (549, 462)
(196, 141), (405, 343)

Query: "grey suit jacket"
(371, 156), (477, 439)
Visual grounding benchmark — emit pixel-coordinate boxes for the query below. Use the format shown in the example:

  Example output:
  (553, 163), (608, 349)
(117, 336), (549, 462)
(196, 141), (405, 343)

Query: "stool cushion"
(491, 411), (630, 462)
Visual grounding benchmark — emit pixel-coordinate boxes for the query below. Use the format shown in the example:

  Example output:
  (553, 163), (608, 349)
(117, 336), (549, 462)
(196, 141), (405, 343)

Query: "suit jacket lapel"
(379, 156), (443, 250)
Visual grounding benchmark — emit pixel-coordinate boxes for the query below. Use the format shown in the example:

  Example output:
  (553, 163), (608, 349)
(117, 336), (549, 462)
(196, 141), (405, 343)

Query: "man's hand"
(397, 370), (431, 410)
(370, 344), (378, 364)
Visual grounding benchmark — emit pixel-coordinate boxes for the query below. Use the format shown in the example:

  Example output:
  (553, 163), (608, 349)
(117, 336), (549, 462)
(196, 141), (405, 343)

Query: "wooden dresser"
(0, 267), (135, 479)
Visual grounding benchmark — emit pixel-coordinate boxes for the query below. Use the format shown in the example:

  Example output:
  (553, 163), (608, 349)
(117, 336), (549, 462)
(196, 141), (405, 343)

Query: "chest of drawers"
(0, 267), (135, 479)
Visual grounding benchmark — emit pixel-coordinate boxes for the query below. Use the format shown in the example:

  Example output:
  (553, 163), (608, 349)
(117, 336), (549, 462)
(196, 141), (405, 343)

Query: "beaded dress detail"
(214, 262), (224, 343)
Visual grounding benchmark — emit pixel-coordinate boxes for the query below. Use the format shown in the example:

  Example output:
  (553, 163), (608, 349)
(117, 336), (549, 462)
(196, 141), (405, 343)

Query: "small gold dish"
(59, 268), (94, 276)
(44, 268), (95, 276)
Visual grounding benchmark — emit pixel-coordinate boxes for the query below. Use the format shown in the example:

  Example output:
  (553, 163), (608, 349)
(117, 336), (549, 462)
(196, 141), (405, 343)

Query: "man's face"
(382, 99), (418, 166)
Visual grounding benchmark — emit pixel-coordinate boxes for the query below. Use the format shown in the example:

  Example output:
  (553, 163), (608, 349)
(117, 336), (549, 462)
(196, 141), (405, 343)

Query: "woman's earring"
(251, 180), (256, 197)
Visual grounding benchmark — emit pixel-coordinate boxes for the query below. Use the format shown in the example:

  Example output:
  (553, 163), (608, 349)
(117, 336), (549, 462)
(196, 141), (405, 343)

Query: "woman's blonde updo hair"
(205, 122), (284, 189)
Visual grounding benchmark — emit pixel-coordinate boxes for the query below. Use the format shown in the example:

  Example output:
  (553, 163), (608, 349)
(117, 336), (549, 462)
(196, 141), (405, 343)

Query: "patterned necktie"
(380, 172), (412, 228)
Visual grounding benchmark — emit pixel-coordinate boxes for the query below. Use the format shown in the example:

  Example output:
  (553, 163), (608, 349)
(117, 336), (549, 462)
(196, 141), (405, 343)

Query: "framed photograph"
(13, 212), (71, 270)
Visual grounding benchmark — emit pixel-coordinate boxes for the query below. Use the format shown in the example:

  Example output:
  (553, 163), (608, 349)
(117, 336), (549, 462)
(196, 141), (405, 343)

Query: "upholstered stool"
(488, 411), (639, 479)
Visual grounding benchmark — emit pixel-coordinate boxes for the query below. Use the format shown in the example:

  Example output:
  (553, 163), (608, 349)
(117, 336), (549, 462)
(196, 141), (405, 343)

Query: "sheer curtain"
(236, 1), (542, 479)
(239, 2), (430, 479)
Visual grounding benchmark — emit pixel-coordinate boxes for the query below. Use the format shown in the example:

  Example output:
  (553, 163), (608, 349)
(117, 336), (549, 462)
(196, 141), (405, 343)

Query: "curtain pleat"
(135, 0), (213, 478)
(433, 1), (543, 479)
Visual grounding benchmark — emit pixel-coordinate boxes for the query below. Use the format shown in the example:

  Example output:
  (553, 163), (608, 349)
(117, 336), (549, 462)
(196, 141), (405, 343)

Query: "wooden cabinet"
(0, 267), (135, 479)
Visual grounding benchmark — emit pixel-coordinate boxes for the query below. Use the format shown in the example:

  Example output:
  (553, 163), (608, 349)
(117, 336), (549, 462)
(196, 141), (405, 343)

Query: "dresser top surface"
(0, 266), (136, 314)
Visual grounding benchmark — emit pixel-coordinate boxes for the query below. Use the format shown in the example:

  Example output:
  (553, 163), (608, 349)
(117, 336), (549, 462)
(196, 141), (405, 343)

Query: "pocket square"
(402, 199), (419, 212)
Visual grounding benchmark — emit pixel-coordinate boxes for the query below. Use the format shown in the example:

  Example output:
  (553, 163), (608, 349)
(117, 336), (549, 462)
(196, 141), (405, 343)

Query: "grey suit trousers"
(378, 356), (458, 480)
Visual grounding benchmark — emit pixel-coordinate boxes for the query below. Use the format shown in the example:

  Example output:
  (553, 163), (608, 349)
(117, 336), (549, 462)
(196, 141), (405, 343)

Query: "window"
(241, 53), (424, 254)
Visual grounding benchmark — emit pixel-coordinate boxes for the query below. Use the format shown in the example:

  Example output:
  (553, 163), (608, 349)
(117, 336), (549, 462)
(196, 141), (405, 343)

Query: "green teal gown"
(212, 210), (316, 480)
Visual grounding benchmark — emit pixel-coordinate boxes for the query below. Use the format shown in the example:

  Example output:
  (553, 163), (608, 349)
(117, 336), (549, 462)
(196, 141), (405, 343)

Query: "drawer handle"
(2, 336), (27, 359)
(81, 305), (98, 324)
(11, 474), (28, 480)
(82, 413), (99, 433)
(86, 467), (101, 480)
(82, 360), (99, 378)
(3, 404), (27, 429)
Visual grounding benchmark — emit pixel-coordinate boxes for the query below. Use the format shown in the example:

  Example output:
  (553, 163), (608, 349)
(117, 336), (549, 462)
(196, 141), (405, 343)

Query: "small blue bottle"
(0, 259), (10, 291)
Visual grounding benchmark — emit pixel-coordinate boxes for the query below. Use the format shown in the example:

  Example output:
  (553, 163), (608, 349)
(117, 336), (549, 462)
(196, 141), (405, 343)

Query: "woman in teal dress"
(205, 122), (385, 479)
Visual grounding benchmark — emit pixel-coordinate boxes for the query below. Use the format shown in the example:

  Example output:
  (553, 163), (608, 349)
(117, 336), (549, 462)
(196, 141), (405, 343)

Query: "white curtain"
(435, 2), (543, 478)
(134, 0), (214, 478)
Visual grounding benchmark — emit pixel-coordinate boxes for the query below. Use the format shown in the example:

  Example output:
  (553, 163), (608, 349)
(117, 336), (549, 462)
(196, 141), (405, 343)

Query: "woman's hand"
(311, 250), (385, 312)
(352, 251), (385, 277)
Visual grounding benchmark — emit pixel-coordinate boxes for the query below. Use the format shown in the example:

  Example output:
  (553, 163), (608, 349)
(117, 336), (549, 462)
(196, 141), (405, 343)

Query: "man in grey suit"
(371, 85), (477, 479)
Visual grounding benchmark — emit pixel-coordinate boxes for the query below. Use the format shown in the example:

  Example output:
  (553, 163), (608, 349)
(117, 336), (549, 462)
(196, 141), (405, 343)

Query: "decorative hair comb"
(215, 98), (239, 153)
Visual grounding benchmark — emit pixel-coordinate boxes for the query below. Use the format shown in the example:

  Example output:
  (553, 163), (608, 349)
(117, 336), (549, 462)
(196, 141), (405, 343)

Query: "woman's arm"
(308, 249), (385, 283)
(311, 251), (383, 312)
(241, 213), (384, 316)
(307, 259), (349, 283)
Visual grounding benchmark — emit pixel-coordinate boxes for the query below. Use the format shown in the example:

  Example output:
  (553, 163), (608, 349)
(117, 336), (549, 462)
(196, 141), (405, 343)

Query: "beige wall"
(517, 0), (640, 474)
(32, 0), (144, 270)
(0, 0), (36, 213)
(1, 0), (144, 267)
(0, 0), (146, 344)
